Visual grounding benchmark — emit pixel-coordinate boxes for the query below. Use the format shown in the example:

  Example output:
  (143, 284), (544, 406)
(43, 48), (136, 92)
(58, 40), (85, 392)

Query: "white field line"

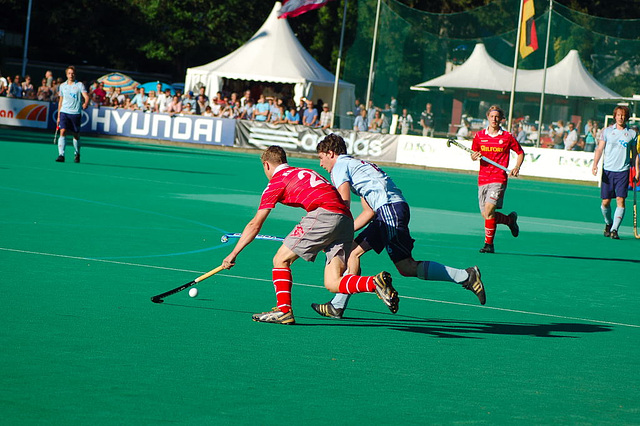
(2, 246), (638, 329)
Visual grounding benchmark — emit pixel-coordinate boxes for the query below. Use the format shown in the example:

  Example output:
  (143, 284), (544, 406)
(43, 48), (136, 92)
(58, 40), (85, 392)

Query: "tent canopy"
(411, 43), (620, 99)
(185, 2), (354, 116)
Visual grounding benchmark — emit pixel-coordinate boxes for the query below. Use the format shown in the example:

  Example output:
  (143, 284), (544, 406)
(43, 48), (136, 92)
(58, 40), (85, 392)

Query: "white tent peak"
(184, 2), (354, 117)
(193, 2), (336, 84)
(411, 43), (620, 99)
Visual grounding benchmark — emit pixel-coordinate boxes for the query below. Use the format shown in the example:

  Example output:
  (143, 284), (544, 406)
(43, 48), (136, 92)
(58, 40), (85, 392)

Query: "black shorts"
(59, 112), (81, 134)
(355, 202), (414, 263)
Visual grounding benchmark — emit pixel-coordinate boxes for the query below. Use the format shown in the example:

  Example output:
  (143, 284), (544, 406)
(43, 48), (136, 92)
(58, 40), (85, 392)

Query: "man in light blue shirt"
(311, 134), (486, 318)
(56, 65), (89, 163)
(592, 105), (639, 239)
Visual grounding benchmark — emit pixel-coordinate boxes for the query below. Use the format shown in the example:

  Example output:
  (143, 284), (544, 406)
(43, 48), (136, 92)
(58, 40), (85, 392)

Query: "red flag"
(519, 0), (538, 58)
(278, 0), (335, 19)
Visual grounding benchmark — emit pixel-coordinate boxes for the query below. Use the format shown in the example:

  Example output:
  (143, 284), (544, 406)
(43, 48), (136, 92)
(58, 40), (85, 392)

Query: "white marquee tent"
(411, 43), (620, 99)
(185, 2), (355, 117)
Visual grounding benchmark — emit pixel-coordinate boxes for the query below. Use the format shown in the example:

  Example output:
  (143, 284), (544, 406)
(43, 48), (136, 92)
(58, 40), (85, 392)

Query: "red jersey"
(259, 165), (351, 217)
(472, 128), (524, 185)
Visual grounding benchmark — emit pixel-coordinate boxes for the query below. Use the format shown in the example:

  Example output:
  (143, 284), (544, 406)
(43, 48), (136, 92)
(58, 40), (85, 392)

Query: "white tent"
(185, 2), (355, 117)
(411, 43), (620, 99)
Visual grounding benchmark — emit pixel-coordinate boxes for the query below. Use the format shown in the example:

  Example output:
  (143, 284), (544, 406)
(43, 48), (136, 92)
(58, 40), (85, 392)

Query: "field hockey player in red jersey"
(471, 105), (525, 253)
(221, 146), (399, 324)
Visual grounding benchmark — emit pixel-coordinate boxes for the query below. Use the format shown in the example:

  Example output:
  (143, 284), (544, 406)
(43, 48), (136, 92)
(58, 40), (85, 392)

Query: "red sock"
(495, 212), (511, 225)
(484, 218), (496, 244)
(273, 268), (292, 313)
(339, 275), (376, 293)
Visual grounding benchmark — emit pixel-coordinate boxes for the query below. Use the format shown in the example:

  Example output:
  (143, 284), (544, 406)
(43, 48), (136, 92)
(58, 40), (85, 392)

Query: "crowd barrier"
(1, 97), (600, 182)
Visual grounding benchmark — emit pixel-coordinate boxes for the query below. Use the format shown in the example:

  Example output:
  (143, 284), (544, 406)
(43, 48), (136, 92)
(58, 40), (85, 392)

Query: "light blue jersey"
(601, 125), (637, 172)
(59, 81), (87, 115)
(331, 155), (405, 211)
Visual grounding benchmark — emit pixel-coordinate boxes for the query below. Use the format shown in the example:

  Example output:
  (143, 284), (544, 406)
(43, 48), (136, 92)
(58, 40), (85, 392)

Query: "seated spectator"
(274, 105), (287, 124)
(182, 91), (196, 111)
(202, 105), (214, 117)
(181, 103), (194, 115)
(285, 106), (300, 124)
(131, 87), (148, 110)
(145, 90), (158, 112)
(157, 88), (172, 113)
(515, 123), (527, 145)
(457, 119), (470, 138)
(37, 78), (52, 101)
(552, 120), (565, 149)
(0, 71), (7, 96)
(584, 121), (598, 152)
(22, 75), (36, 99)
(353, 107), (368, 131)
(196, 95), (208, 115)
(397, 108), (413, 135)
(269, 101), (284, 123)
(368, 109), (384, 133)
(219, 103), (233, 118)
(231, 101), (242, 119)
(302, 99), (318, 127)
(319, 103), (332, 129)
(110, 87), (126, 107)
(254, 94), (269, 122)
(564, 122), (579, 151)
(51, 77), (64, 102)
(166, 95), (183, 114)
(8, 75), (23, 98)
(240, 99), (255, 120)
(91, 82), (107, 105)
(122, 97), (134, 110)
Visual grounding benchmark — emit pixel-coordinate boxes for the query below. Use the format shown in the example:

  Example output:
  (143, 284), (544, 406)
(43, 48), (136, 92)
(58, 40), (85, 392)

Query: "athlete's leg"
(328, 241), (371, 310)
(270, 245), (300, 313)
(611, 196), (626, 233)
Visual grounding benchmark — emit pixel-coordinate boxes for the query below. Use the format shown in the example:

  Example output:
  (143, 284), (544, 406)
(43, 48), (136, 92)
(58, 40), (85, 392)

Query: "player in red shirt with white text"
(471, 105), (525, 253)
(222, 146), (399, 324)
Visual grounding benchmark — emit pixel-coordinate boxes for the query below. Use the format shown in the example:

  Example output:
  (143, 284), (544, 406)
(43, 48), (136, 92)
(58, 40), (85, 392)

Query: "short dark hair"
(261, 145), (287, 165)
(317, 133), (347, 155)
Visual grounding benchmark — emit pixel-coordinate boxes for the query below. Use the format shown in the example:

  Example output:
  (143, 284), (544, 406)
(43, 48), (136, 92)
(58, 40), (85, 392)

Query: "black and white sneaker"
(604, 224), (611, 237)
(55, 155), (65, 162)
(74, 153), (80, 163)
(610, 229), (620, 240)
(311, 302), (344, 319)
(252, 307), (295, 325)
(373, 271), (399, 314)
(479, 243), (495, 253)
(461, 266), (486, 305)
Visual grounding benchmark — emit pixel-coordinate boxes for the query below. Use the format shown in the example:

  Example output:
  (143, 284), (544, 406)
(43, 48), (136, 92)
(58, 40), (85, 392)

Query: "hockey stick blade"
(221, 233), (284, 243)
(150, 265), (224, 303)
(446, 138), (511, 174)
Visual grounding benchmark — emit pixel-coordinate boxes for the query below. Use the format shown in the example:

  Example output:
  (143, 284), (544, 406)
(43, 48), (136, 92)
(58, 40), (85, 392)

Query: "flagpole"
(536, 0), (553, 148)
(331, 0), (349, 128)
(365, 0), (382, 109)
(508, 0), (526, 133)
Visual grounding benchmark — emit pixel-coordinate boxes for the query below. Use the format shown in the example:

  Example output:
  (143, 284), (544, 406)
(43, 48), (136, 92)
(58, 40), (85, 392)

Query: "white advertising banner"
(395, 135), (598, 183)
(0, 98), (50, 129)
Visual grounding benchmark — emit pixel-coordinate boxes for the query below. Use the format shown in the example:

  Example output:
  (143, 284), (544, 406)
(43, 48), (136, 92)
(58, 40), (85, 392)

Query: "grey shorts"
(283, 208), (354, 264)
(478, 182), (507, 211)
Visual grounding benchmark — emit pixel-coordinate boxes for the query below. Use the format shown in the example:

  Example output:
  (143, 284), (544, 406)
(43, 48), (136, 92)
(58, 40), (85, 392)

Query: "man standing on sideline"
(471, 105), (524, 253)
(420, 102), (435, 137)
(310, 134), (485, 319)
(56, 66), (89, 163)
(221, 146), (399, 325)
(592, 105), (639, 239)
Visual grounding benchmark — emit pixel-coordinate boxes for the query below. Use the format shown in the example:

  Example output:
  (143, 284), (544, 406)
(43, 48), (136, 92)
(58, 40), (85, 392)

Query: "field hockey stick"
(150, 265), (224, 303)
(634, 177), (639, 239)
(221, 233), (284, 243)
(53, 126), (59, 144)
(446, 138), (511, 173)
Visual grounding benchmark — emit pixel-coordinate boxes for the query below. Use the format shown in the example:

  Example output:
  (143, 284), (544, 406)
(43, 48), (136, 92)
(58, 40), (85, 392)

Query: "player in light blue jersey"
(592, 106), (639, 239)
(55, 65), (89, 163)
(311, 134), (486, 319)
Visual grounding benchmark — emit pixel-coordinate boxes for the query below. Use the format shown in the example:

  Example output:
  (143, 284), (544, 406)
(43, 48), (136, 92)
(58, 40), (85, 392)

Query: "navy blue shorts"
(601, 170), (629, 199)
(355, 202), (415, 263)
(59, 112), (81, 134)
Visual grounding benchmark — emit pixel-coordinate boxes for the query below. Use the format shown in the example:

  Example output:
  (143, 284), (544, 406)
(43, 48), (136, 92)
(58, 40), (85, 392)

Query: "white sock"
(611, 207), (625, 231)
(58, 136), (66, 156)
(418, 261), (468, 284)
(73, 138), (80, 155)
(330, 293), (350, 309)
(601, 205), (612, 225)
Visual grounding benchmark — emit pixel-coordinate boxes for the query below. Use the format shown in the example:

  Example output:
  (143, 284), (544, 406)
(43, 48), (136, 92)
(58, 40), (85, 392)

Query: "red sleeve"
(471, 132), (481, 151)
(509, 134), (524, 155)
(258, 179), (283, 210)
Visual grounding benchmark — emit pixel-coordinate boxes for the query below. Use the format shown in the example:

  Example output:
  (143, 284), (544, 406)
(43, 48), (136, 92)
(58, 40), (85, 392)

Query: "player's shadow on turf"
(302, 312), (613, 338)
(499, 252), (640, 264)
